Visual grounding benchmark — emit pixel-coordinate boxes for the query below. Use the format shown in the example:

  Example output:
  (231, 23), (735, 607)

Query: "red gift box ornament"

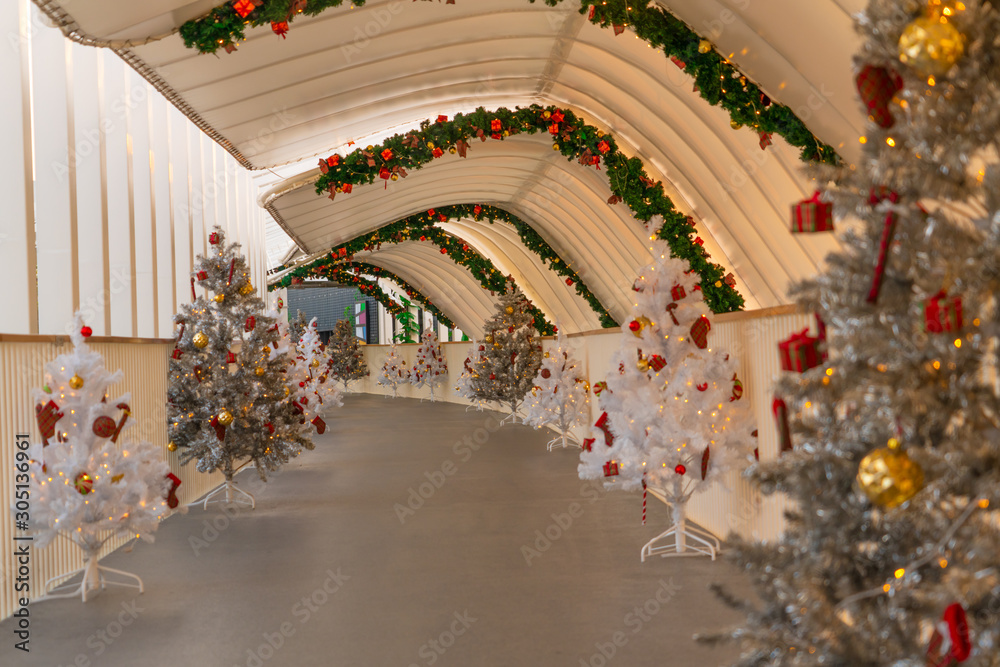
(927, 603), (972, 666)
(165, 472), (182, 509)
(196, 270), (208, 281)
(648, 355), (666, 372)
(232, 0), (256, 18)
(491, 118), (502, 132)
(245, 316), (256, 332)
(227, 352), (236, 364)
(778, 328), (822, 373)
(209, 232), (220, 245)
(922, 291), (963, 333)
(791, 191), (834, 233)
(271, 21), (289, 38)
(603, 461), (619, 477)
(671, 284), (686, 301)
(582, 438), (595, 452)
(690, 315), (711, 349)
(773, 397), (792, 453)
(856, 65), (903, 129)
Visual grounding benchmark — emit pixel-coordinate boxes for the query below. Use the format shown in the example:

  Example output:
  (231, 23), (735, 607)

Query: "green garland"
(178, 1), (838, 167)
(270, 221), (557, 334)
(313, 104), (744, 313)
(576, 0), (839, 165)
(272, 204), (618, 328)
(179, 0), (364, 54)
(271, 260), (458, 329)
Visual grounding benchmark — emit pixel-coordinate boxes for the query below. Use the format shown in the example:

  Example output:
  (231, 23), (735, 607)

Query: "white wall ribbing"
(0, 0), (268, 337)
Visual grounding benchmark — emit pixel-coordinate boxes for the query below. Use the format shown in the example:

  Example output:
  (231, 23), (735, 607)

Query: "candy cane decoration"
(110, 403), (131, 443)
(190, 276), (196, 301)
(227, 259), (236, 286)
(641, 476), (647, 525)
(866, 188), (899, 304)
(176, 321), (186, 344)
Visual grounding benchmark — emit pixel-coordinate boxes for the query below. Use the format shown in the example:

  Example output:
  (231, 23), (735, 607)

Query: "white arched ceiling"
(265, 136), (669, 327)
(360, 243), (497, 337)
(438, 219), (602, 332)
(46, 0), (868, 312)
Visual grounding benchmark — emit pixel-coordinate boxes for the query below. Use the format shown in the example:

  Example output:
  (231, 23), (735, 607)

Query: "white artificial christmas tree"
(288, 318), (342, 433)
(524, 333), (591, 450)
(410, 330), (449, 401)
(24, 315), (179, 601)
(377, 344), (410, 398)
(579, 242), (755, 561)
(455, 339), (488, 410)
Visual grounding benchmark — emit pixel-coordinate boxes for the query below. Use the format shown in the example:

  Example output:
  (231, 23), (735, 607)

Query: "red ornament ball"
(299, 382), (306, 387)
(74, 472), (94, 495)
(674, 464), (687, 476)
(478, 345), (485, 351)
(540, 369), (551, 379)
(490, 373), (496, 380)
(629, 320), (641, 332)
(92, 416), (116, 438)
(80, 325), (93, 338)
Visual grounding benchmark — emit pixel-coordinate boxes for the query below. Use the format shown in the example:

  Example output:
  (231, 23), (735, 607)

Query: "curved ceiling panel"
(438, 219), (602, 333)
(363, 243), (496, 337)
(49, 0), (864, 311)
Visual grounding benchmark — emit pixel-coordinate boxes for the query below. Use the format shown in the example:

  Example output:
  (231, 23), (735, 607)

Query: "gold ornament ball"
(217, 409), (234, 427)
(69, 373), (85, 390)
(167, 441), (178, 452)
(898, 16), (965, 77)
(637, 358), (650, 372)
(449, 147), (457, 154)
(427, 141), (435, 149)
(506, 306), (514, 315)
(484, 335), (493, 343)
(311, 359), (321, 368)
(543, 352), (550, 358)
(391, 173), (399, 181)
(552, 143), (560, 151)
(698, 39), (712, 54)
(256, 367), (265, 376)
(193, 332), (209, 349)
(730, 120), (742, 130)
(284, 386), (290, 397)
(240, 283), (254, 296)
(857, 439), (924, 508)
(214, 293), (225, 303)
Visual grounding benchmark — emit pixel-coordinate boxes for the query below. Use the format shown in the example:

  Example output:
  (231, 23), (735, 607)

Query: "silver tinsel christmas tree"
(705, 1), (1000, 664)
(327, 319), (370, 391)
(469, 285), (543, 421)
(168, 228), (311, 507)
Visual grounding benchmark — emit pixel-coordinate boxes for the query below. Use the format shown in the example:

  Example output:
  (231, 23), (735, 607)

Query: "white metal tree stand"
(546, 426), (582, 451)
(499, 400), (525, 426)
(40, 539), (143, 602)
(199, 478), (255, 510)
(640, 481), (721, 562)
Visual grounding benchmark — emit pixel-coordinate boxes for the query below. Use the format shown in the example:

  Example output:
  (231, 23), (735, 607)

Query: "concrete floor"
(3, 395), (753, 667)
